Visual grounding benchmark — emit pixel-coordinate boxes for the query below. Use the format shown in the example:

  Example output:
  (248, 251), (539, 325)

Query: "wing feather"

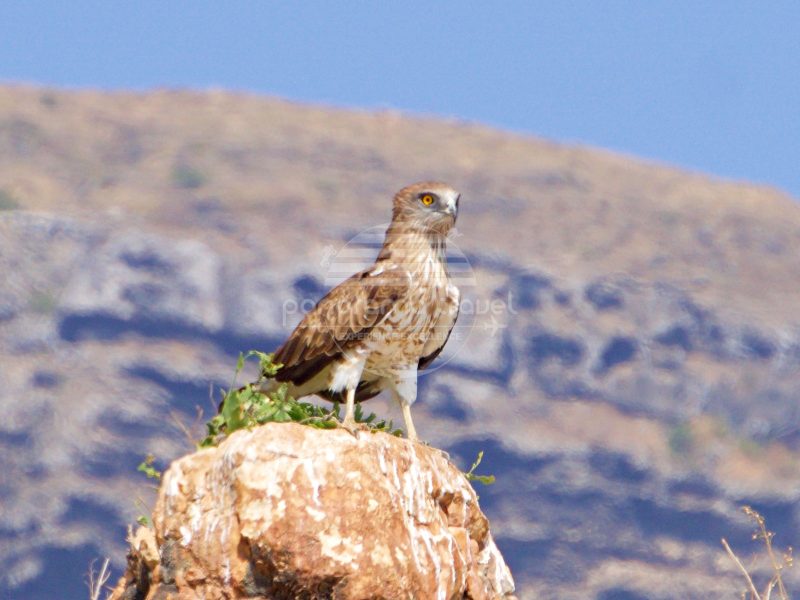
(273, 265), (408, 385)
(418, 285), (460, 371)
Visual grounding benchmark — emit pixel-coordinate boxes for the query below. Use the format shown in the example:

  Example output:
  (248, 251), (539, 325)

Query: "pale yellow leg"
(401, 402), (418, 442)
(341, 388), (357, 434)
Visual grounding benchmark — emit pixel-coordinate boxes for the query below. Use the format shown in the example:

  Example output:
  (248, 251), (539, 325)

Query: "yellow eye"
(420, 194), (434, 206)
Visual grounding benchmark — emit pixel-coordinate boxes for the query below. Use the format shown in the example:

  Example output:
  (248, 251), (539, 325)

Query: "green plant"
(464, 450), (495, 485)
(133, 493), (155, 529)
(172, 164), (207, 189)
(137, 454), (162, 481)
(135, 455), (161, 526)
(199, 351), (402, 448)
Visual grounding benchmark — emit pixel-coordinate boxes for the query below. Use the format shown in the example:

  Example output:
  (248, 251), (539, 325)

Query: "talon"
(340, 417), (360, 438)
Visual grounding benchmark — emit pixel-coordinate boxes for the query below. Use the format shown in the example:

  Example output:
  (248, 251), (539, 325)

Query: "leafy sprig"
(464, 450), (496, 485)
(137, 454), (162, 480)
(199, 350), (402, 448)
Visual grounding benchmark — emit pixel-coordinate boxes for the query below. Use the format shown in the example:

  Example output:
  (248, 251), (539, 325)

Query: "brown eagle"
(261, 181), (461, 441)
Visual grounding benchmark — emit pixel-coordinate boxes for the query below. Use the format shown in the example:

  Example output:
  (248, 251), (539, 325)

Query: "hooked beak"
(443, 192), (460, 223)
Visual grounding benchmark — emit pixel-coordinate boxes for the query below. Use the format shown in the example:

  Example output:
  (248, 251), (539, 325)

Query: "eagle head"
(391, 181), (460, 235)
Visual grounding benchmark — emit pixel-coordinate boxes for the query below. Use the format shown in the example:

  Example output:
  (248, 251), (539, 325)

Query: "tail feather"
(255, 378), (282, 395)
(217, 371), (383, 414)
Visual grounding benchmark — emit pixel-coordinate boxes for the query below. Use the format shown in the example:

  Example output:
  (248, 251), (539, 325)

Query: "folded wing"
(273, 265), (410, 385)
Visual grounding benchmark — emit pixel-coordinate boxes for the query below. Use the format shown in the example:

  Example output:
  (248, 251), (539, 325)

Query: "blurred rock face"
(110, 423), (515, 600)
(2, 86), (800, 599)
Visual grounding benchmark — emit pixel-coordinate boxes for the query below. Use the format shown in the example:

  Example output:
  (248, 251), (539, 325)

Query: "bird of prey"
(261, 181), (461, 441)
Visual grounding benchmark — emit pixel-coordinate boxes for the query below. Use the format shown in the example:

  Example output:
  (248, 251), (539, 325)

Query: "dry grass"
(86, 558), (111, 600)
(722, 506), (794, 600)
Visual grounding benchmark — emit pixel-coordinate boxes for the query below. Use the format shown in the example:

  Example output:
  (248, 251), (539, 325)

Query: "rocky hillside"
(1, 85), (800, 599)
(110, 423), (515, 599)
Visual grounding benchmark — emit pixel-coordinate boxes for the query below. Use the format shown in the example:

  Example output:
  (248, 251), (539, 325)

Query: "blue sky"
(2, 2), (799, 197)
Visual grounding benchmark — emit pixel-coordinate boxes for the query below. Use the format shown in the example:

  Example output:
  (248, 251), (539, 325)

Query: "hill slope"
(1, 85), (800, 599)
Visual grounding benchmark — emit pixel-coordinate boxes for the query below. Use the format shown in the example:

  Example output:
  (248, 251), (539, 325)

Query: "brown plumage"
(263, 181), (461, 440)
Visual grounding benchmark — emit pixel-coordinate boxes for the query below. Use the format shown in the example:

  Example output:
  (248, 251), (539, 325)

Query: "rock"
(109, 423), (515, 599)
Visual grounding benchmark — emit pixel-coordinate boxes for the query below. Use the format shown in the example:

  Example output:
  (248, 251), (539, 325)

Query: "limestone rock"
(109, 423), (515, 599)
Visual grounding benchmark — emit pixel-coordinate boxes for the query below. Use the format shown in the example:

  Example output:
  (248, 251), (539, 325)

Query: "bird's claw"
(339, 417), (366, 438)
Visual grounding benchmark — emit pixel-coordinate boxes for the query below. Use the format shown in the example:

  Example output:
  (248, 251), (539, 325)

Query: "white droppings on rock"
(477, 534), (516, 596)
(369, 543), (394, 567)
(188, 501), (203, 536)
(165, 464), (181, 501)
(222, 559), (231, 586)
(377, 446), (388, 474)
(319, 529), (364, 564)
(240, 498), (280, 531)
(301, 457), (324, 505)
(203, 514), (218, 544)
(179, 525), (192, 546)
(418, 525), (444, 600)
(276, 498), (286, 518)
(306, 505), (327, 521)
(123, 423), (515, 599)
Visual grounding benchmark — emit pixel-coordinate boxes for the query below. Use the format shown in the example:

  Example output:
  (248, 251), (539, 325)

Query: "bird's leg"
(400, 401), (418, 442)
(340, 387), (358, 437)
(391, 366), (420, 442)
